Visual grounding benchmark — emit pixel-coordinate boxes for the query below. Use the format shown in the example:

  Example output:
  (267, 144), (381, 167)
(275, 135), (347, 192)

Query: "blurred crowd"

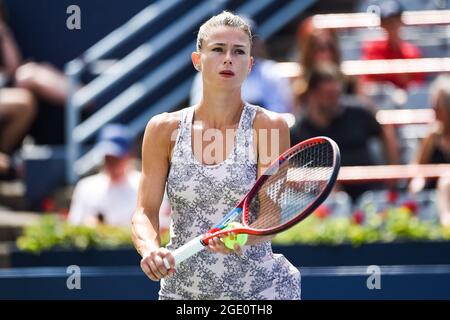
(0, 0), (69, 180)
(0, 0), (449, 231)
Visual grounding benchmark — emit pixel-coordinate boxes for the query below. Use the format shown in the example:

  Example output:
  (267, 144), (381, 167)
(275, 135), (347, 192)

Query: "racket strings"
(246, 142), (334, 230)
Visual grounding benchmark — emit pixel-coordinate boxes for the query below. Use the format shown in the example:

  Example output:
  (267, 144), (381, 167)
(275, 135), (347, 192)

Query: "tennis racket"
(163, 136), (340, 269)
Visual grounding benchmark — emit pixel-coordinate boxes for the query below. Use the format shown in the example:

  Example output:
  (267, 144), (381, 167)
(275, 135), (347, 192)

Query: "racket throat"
(201, 207), (243, 245)
(217, 207), (242, 229)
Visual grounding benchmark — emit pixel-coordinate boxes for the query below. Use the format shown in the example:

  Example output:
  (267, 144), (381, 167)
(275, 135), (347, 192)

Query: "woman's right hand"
(140, 247), (175, 281)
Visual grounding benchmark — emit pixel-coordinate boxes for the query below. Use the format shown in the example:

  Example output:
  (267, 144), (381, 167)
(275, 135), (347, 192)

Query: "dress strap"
(235, 103), (258, 164)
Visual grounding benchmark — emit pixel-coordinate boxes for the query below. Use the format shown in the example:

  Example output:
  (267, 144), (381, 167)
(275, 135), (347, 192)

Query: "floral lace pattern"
(160, 103), (300, 300)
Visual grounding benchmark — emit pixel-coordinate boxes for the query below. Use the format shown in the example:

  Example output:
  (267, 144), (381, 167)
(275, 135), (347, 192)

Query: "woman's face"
(312, 32), (336, 65)
(194, 26), (253, 90)
(104, 155), (129, 181)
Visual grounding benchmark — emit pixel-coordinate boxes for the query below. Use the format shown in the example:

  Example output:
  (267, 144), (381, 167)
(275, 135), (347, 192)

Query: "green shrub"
(16, 214), (172, 254)
(273, 206), (450, 246)
(17, 215), (133, 254)
(17, 207), (450, 254)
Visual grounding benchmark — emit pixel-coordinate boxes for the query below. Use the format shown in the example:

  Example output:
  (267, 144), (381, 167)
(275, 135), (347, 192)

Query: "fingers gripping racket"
(163, 136), (340, 269)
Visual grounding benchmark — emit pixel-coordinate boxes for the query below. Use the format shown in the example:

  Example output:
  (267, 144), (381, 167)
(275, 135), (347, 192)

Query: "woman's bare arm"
(132, 112), (178, 280)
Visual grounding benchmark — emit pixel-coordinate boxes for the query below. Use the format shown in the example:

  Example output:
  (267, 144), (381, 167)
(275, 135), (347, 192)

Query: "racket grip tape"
(163, 235), (205, 269)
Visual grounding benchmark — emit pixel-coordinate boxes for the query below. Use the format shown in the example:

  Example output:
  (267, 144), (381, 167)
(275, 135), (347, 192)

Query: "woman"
(410, 75), (450, 193)
(131, 11), (300, 300)
(293, 19), (372, 114)
(0, 1), (72, 147)
(414, 75), (450, 166)
(0, 3), (35, 178)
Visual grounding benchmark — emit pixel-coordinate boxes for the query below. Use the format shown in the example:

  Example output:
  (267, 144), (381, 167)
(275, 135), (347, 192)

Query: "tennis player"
(131, 11), (300, 300)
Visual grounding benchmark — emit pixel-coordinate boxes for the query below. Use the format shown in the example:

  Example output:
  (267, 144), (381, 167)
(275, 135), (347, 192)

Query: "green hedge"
(17, 208), (450, 254)
(273, 206), (450, 246)
(17, 215), (133, 254)
(16, 215), (173, 254)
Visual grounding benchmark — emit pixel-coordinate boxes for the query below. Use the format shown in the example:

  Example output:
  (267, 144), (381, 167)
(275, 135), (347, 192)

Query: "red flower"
(402, 200), (418, 215)
(352, 210), (365, 225)
(41, 197), (55, 212)
(387, 190), (399, 204)
(314, 205), (330, 219)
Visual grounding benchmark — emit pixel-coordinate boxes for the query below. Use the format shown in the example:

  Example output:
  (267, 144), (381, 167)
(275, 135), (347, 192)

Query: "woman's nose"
(223, 51), (232, 65)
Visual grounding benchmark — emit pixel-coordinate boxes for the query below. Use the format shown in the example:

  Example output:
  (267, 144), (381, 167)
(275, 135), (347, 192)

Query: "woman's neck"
(196, 87), (245, 128)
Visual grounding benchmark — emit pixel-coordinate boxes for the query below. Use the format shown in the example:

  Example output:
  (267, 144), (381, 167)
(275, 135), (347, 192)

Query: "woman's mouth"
(219, 70), (235, 77)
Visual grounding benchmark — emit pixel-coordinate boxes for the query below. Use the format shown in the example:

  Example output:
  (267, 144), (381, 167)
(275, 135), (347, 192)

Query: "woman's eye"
(212, 47), (223, 52)
(235, 49), (246, 55)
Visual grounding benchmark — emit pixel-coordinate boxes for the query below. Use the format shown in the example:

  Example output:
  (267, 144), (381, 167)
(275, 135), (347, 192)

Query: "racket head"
(241, 136), (340, 235)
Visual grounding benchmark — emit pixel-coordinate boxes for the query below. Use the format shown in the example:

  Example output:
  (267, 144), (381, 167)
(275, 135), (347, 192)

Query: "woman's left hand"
(206, 236), (243, 255)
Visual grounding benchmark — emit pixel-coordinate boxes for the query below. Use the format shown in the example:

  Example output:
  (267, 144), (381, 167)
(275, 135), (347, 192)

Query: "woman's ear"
(248, 56), (254, 74)
(191, 51), (201, 71)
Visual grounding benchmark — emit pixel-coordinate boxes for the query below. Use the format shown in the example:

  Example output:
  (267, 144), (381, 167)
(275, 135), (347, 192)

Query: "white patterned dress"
(159, 103), (301, 300)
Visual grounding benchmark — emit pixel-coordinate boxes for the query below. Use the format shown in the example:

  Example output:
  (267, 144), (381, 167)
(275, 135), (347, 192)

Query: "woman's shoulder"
(148, 109), (182, 127)
(144, 109), (183, 137)
(253, 106), (289, 131)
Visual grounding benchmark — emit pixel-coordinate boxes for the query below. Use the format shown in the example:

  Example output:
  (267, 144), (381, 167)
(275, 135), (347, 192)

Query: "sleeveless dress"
(160, 103), (301, 300)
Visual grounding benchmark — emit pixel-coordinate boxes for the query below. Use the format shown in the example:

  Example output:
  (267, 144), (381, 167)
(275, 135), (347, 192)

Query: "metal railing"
(65, 0), (315, 183)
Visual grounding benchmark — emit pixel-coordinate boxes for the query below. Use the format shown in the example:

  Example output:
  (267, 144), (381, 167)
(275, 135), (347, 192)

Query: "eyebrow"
(210, 43), (247, 48)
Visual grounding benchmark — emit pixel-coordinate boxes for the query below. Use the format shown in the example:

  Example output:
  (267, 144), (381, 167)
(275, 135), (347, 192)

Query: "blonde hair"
(430, 74), (450, 109)
(196, 11), (252, 51)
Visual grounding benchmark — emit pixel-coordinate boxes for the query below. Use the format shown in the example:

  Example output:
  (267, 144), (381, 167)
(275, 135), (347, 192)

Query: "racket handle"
(163, 235), (205, 269)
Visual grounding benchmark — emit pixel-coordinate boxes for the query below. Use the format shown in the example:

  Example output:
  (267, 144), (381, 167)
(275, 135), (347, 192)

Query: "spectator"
(190, 18), (294, 114)
(361, 0), (424, 89)
(0, 2), (69, 106)
(68, 124), (140, 227)
(410, 74), (450, 193)
(293, 18), (370, 114)
(0, 5), (36, 179)
(0, 2), (72, 145)
(0, 3), (36, 154)
(290, 64), (399, 200)
(296, 19), (341, 78)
